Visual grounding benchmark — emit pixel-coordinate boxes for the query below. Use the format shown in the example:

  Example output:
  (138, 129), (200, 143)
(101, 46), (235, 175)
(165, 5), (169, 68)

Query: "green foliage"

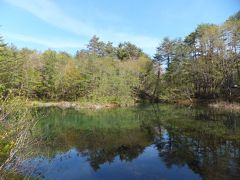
(0, 42), (25, 97)
(0, 96), (32, 169)
(155, 12), (240, 102)
(154, 37), (176, 68)
(0, 11), (239, 104)
(0, 35), (157, 106)
(117, 42), (143, 60)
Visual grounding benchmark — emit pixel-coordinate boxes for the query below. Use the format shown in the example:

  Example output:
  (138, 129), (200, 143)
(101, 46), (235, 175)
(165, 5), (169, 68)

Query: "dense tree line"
(0, 11), (239, 105)
(155, 11), (240, 102)
(0, 35), (156, 106)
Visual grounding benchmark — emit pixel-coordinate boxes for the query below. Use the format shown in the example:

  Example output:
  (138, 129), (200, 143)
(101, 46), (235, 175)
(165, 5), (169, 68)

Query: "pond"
(7, 104), (240, 179)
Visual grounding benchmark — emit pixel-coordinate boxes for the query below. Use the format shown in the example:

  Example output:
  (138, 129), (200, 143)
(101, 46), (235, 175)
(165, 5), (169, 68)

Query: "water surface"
(12, 104), (240, 179)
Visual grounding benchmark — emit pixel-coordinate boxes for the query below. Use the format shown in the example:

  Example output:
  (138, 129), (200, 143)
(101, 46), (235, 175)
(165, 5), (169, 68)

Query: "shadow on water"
(9, 104), (240, 179)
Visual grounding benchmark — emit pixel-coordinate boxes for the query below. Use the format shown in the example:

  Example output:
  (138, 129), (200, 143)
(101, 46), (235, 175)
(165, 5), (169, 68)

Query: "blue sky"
(0, 0), (239, 56)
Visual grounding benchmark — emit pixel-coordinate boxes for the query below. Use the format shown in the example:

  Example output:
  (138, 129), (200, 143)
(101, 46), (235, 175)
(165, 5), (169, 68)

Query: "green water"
(8, 104), (240, 179)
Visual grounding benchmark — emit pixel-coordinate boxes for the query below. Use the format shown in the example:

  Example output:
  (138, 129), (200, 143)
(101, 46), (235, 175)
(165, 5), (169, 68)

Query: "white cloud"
(4, 0), (96, 36)
(4, 0), (160, 50)
(4, 32), (85, 48)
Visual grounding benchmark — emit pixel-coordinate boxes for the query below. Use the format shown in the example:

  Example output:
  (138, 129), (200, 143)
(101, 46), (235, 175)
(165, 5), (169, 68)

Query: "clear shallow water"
(10, 104), (240, 179)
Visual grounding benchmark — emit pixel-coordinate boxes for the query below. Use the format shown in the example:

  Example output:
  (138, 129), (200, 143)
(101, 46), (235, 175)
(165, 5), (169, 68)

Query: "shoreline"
(208, 101), (240, 111)
(29, 101), (120, 110)
(29, 100), (240, 112)
(173, 98), (240, 112)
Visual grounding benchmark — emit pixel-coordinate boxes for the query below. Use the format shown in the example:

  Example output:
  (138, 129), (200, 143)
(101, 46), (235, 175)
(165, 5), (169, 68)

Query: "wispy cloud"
(4, 0), (96, 36)
(4, 32), (85, 48)
(4, 0), (160, 50)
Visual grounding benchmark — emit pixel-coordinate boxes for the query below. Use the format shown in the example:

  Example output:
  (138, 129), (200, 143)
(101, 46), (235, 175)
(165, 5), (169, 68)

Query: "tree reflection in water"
(12, 104), (240, 179)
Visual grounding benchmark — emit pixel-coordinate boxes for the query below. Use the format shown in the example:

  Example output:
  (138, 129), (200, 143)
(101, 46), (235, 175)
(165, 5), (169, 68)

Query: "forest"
(0, 11), (240, 106)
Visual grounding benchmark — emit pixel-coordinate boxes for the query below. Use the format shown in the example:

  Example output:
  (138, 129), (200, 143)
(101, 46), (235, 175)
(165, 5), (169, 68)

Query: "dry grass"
(29, 101), (119, 110)
(209, 101), (240, 111)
